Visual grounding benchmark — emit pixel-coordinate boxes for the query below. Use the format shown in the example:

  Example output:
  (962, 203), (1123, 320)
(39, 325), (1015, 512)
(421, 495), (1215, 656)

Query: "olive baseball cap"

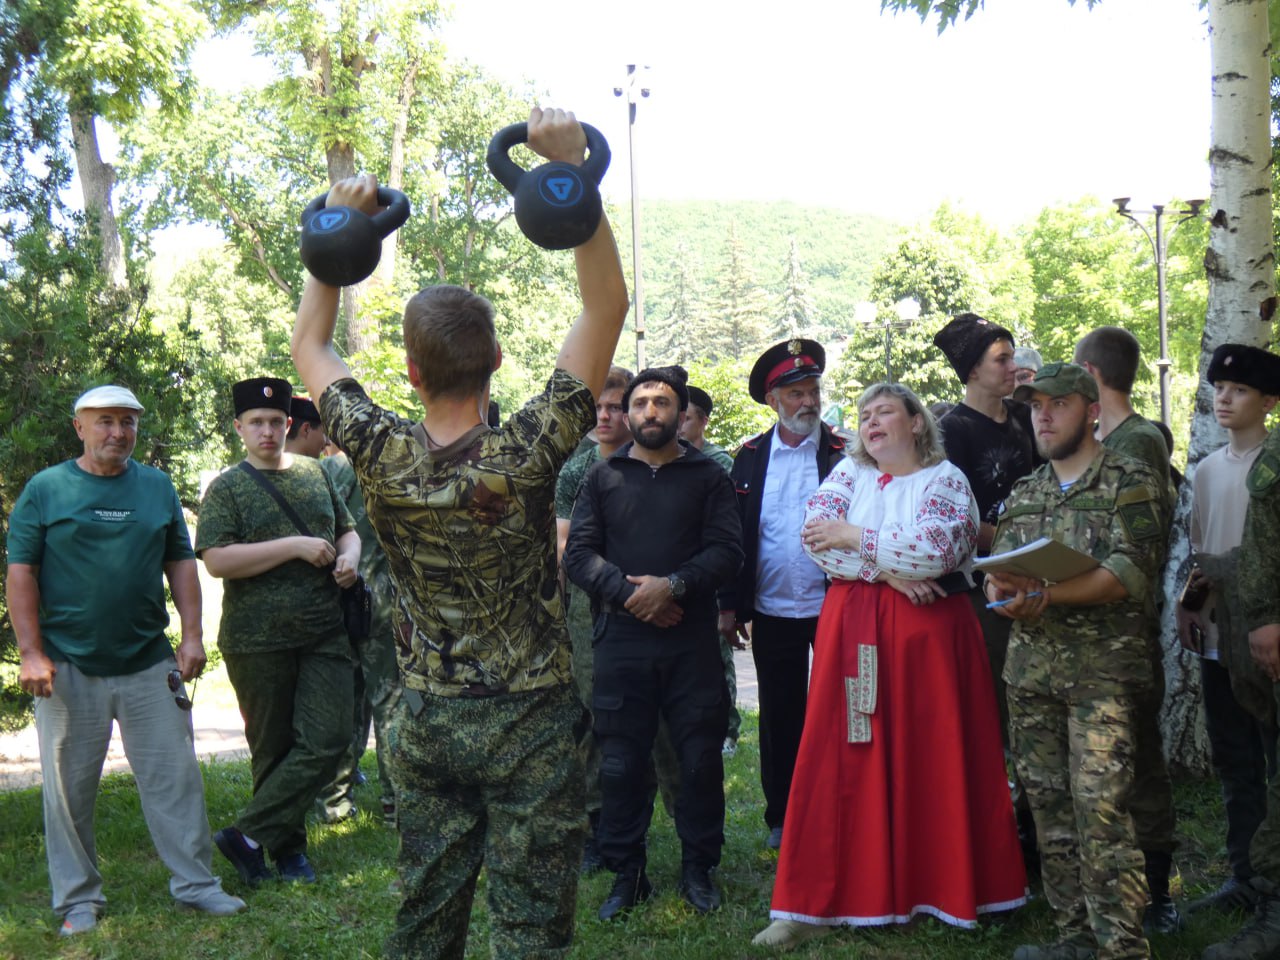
(1011, 361), (1099, 403)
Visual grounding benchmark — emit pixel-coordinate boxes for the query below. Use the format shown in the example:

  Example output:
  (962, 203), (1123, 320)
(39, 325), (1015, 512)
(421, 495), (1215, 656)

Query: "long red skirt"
(769, 579), (1027, 928)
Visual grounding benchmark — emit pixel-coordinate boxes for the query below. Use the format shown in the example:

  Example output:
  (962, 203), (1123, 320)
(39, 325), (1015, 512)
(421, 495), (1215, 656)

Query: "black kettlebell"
(486, 122), (610, 250)
(299, 187), (411, 286)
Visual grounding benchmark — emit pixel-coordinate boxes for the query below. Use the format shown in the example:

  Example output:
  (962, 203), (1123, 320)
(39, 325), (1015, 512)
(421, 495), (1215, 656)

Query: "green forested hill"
(612, 199), (903, 359)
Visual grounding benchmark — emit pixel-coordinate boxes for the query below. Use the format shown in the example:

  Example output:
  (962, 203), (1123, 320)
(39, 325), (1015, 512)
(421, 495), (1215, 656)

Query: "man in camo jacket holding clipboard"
(983, 362), (1165, 960)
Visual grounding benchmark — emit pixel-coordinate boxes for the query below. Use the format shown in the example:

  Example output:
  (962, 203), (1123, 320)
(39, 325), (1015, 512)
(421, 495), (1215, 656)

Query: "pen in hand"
(986, 592), (1043, 610)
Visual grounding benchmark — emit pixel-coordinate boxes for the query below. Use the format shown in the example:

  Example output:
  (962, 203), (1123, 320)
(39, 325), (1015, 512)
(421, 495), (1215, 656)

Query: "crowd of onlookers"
(11, 108), (1280, 960)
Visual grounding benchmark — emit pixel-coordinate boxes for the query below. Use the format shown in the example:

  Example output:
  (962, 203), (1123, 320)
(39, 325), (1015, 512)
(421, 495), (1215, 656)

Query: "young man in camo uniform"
(291, 107), (629, 959)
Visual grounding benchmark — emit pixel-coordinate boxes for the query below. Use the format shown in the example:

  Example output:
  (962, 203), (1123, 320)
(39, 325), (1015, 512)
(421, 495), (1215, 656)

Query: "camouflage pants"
(385, 684), (585, 960)
(1129, 646), (1175, 854)
(223, 634), (353, 859)
(319, 609), (402, 815)
(1008, 686), (1150, 960)
(1250, 678), (1280, 885)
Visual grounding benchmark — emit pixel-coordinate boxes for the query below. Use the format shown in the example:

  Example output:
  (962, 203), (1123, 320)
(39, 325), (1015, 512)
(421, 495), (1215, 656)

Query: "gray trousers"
(35, 658), (227, 917)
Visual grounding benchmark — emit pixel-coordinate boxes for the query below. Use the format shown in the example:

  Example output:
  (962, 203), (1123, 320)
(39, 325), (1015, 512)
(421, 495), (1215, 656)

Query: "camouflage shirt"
(555, 444), (601, 520)
(1102, 413), (1175, 522)
(701, 441), (734, 472)
(319, 370), (594, 697)
(1239, 429), (1280, 632)
(321, 452), (394, 610)
(195, 457), (354, 654)
(993, 447), (1165, 698)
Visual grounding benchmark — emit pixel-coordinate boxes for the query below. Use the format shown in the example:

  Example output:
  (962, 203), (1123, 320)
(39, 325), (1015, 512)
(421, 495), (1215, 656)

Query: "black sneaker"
(213, 827), (272, 887)
(678, 864), (722, 914)
(598, 868), (652, 921)
(1142, 892), (1184, 935)
(276, 852), (317, 884)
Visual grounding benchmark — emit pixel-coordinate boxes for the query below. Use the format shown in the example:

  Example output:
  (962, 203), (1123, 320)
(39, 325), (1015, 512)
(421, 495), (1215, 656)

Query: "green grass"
(0, 713), (1247, 959)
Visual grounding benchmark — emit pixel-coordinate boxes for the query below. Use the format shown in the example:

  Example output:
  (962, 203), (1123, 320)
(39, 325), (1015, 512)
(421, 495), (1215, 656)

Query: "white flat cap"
(74, 385), (145, 413)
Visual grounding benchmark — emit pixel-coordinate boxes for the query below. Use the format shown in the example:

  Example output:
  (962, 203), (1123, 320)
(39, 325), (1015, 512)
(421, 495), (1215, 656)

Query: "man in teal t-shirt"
(7, 384), (244, 936)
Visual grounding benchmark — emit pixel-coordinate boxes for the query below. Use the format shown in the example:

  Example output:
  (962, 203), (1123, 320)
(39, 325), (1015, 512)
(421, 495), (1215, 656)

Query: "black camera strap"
(237, 460), (315, 538)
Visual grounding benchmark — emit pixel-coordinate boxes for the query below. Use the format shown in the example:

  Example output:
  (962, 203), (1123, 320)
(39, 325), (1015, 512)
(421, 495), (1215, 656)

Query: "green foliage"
(10, 0), (205, 119)
(879, 0), (1097, 34)
(681, 358), (776, 449)
(633, 200), (900, 351)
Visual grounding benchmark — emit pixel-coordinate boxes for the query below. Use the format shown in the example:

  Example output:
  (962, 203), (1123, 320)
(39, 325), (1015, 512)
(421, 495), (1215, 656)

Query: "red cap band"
(765, 355), (817, 393)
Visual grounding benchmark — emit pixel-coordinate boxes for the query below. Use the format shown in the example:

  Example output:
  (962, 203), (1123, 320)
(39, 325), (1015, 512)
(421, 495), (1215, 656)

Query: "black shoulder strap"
(237, 460), (314, 538)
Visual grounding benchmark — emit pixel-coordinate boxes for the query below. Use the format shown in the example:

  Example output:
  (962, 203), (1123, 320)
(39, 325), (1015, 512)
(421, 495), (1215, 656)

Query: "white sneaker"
(722, 737), (737, 758)
(751, 919), (833, 951)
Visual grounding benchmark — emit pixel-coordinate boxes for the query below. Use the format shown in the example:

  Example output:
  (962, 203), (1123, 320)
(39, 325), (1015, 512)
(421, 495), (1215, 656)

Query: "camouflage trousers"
(1250, 678), (1280, 885)
(1129, 644), (1175, 854)
(1008, 686), (1150, 960)
(223, 633), (353, 859)
(319, 610), (402, 815)
(385, 683), (585, 960)
(568, 586), (737, 819)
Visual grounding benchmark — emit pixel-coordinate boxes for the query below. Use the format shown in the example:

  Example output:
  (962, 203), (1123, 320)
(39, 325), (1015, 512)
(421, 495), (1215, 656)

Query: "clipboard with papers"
(972, 537), (1099, 584)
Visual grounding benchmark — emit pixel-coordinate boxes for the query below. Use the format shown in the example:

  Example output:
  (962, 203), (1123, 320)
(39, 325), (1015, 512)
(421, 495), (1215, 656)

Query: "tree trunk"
(1160, 0), (1275, 777)
(68, 110), (127, 289)
(377, 56), (420, 290)
(326, 142), (376, 357)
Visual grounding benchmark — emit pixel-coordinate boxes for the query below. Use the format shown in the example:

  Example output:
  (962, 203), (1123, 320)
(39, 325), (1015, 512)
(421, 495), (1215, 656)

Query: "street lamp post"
(614, 65), (650, 370)
(1112, 197), (1205, 425)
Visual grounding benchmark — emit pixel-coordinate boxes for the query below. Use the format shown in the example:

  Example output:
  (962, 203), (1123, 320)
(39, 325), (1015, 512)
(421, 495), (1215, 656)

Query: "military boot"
(1202, 885), (1280, 960)
(1011, 939), (1096, 960)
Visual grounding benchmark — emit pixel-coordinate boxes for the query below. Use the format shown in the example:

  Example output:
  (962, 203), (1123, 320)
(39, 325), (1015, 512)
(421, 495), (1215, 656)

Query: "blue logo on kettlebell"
(539, 171), (583, 207)
(313, 209), (351, 233)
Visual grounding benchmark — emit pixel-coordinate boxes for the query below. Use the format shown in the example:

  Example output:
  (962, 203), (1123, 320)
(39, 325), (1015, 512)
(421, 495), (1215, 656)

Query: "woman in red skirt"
(753, 382), (1026, 951)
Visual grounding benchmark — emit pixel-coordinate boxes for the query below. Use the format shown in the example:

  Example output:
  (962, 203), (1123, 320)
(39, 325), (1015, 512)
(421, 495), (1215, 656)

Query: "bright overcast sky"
(183, 0), (1211, 228)
(438, 0), (1211, 225)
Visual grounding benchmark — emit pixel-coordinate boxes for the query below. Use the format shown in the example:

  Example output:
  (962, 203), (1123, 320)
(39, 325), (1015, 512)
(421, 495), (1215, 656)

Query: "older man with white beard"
(717, 338), (846, 850)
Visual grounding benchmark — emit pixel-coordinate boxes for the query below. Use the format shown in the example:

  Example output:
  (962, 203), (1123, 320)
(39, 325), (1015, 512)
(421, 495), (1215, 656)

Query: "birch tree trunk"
(1159, 0), (1274, 776)
(69, 110), (127, 289)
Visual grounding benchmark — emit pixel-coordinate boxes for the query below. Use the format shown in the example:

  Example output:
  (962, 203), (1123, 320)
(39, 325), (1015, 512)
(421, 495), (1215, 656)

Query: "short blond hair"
(848, 382), (945, 469)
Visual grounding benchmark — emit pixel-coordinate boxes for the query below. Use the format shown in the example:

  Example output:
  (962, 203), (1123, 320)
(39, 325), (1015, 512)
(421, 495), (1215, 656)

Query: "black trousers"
(592, 614), (728, 873)
(750, 612), (818, 830)
(1202, 657), (1278, 879)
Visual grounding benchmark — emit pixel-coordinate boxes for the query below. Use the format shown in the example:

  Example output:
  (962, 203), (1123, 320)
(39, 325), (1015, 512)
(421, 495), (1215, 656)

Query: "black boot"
(678, 863), (722, 914)
(1142, 849), (1183, 935)
(598, 866), (652, 921)
(581, 811), (604, 875)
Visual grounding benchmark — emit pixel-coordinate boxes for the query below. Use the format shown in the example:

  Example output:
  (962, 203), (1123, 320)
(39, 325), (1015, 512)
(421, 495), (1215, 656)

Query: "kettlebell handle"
(300, 186), (411, 238)
(486, 122), (610, 195)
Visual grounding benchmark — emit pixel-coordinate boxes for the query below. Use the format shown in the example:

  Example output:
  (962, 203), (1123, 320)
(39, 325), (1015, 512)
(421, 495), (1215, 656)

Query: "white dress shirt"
(754, 425), (827, 618)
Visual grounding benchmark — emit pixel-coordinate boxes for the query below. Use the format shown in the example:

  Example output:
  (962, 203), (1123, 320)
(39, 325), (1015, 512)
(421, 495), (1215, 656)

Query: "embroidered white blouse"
(803, 458), (979, 583)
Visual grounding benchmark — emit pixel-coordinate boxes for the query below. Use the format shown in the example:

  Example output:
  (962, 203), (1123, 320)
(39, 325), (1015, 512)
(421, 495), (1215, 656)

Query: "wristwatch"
(667, 574), (687, 600)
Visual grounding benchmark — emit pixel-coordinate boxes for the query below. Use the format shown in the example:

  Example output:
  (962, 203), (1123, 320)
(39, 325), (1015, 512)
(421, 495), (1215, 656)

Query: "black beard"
(632, 418), (678, 450)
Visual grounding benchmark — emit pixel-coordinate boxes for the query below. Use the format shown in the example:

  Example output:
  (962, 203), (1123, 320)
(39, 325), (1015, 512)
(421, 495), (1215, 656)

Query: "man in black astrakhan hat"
(717, 339), (847, 850)
(195, 377), (361, 888)
(932, 313), (1043, 872)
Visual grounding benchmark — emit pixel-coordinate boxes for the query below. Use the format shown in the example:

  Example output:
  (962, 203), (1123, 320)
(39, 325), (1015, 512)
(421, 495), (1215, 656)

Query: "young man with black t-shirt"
(932, 312), (1041, 869)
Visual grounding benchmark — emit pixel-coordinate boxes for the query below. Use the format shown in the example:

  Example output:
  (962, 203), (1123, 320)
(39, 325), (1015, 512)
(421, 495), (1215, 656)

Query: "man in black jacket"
(718, 339), (845, 850)
(565, 365), (743, 920)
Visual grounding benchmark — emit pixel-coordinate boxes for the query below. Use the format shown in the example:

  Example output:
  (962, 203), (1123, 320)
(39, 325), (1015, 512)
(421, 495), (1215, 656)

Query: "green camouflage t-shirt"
(1102, 414), (1174, 521)
(195, 456), (354, 654)
(319, 369), (594, 697)
(701, 441), (734, 473)
(993, 447), (1165, 698)
(1240, 429), (1280, 632)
